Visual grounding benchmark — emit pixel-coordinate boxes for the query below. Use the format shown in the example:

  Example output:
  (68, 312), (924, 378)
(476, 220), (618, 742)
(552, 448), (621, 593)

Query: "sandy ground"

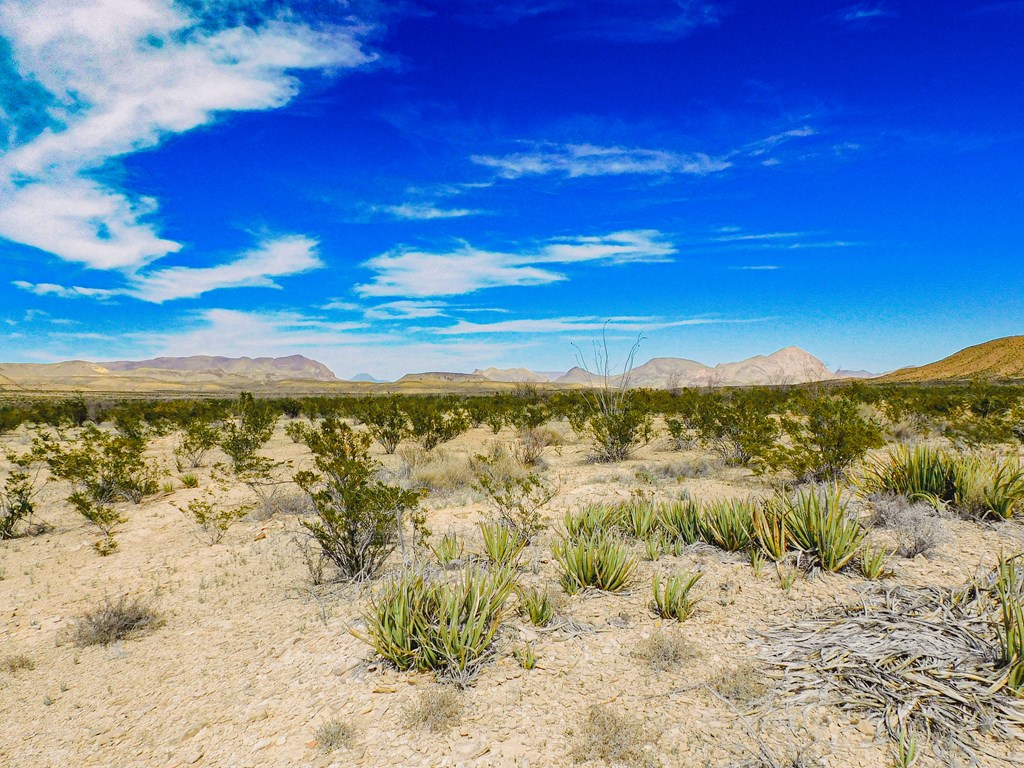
(2, 420), (1023, 768)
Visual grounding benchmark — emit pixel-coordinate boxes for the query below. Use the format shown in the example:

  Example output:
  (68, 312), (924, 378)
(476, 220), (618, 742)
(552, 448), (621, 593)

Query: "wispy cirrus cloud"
(13, 234), (322, 303)
(0, 0), (373, 271)
(838, 4), (895, 23)
(372, 202), (487, 220)
(471, 143), (731, 179)
(356, 230), (676, 298)
(435, 314), (772, 335)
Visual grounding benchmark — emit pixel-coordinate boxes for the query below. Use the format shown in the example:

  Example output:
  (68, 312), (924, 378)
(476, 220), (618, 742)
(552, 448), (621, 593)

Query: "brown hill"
(881, 336), (1024, 382)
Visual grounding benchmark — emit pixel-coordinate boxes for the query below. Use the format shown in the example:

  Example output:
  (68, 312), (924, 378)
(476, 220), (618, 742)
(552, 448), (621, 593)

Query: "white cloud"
(471, 143), (731, 179)
(0, 0), (372, 270)
(436, 315), (772, 335)
(729, 265), (780, 271)
(363, 301), (450, 320)
(374, 203), (485, 220)
(12, 234), (323, 303)
(356, 230), (676, 298)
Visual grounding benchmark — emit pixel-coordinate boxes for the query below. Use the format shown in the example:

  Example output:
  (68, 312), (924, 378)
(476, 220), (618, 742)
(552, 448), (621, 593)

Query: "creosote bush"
(0, 459), (37, 540)
(173, 418), (219, 470)
(296, 418), (423, 581)
(473, 455), (554, 542)
(219, 392), (277, 475)
(72, 594), (161, 646)
(176, 494), (251, 545)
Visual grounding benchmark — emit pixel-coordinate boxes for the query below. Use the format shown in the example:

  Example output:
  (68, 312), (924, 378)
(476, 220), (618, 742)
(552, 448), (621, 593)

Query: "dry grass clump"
(632, 630), (693, 671)
(398, 447), (474, 495)
(707, 660), (771, 707)
(314, 717), (358, 752)
(3, 654), (36, 674)
(71, 594), (161, 647)
(569, 703), (651, 765)
(870, 494), (946, 558)
(404, 687), (463, 733)
(639, 457), (723, 481)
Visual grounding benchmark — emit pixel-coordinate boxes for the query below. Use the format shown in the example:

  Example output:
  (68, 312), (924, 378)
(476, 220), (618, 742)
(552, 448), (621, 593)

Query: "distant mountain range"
(880, 335), (1024, 382)
(475, 347), (848, 388)
(7, 336), (1024, 394)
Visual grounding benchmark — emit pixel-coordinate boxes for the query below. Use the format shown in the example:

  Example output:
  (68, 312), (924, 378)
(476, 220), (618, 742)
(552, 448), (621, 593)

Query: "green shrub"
(295, 419), (423, 581)
(176, 494), (251, 545)
(700, 499), (755, 552)
(473, 459), (553, 542)
(651, 571), (702, 620)
(0, 463), (36, 540)
(553, 532), (637, 594)
(771, 394), (883, 482)
(173, 418), (219, 470)
(405, 397), (470, 451)
(219, 392), (277, 475)
(361, 566), (516, 685)
(694, 391), (779, 468)
(360, 396), (410, 454)
(479, 522), (527, 567)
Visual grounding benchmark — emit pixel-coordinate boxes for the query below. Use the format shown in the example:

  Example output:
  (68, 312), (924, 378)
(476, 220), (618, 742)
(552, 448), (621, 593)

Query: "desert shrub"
(2, 654), (35, 674)
(473, 457), (554, 542)
(642, 457), (722, 481)
(479, 522), (527, 567)
(771, 394), (884, 482)
(283, 420), (313, 445)
(219, 392), (277, 475)
(404, 687), (463, 732)
(0, 460), (38, 540)
(553, 531), (637, 594)
(512, 426), (558, 466)
(72, 594), (160, 646)
(632, 630), (692, 671)
(568, 334), (654, 463)
(176, 494), (251, 545)
(314, 717), (357, 752)
(784, 486), (864, 572)
(707, 661), (771, 707)
(431, 532), (464, 566)
(404, 397), (470, 451)
(694, 390), (779, 468)
(173, 418), (219, 470)
(569, 704), (649, 766)
(871, 494), (946, 558)
(295, 419), (424, 581)
(519, 586), (554, 626)
(651, 571), (702, 620)
(361, 565), (516, 685)
(360, 396), (410, 454)
(398, 446), (474, 495)
(700, 498), (756, 552)
(665, 415), (697, 450)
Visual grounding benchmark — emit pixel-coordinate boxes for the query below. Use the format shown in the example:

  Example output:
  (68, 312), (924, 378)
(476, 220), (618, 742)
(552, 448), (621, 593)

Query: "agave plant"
(563, 504), (619, 539)
(432, 531), (464, 567)
(752, 496), (789, 561)
(785, 485), (865, 572)
(657, 499), (702, 545)
(479, 522), (527, 567)
(651, 571), (702, 621)
(995, 552), (1024, 692)
(620, 498), (658, 539)
(700, 499), (755, 552)
(552, 532), (637, 595)
(518, 586), (554, 626)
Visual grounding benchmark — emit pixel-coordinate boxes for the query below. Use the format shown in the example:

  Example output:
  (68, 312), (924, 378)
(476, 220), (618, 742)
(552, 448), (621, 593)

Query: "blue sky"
(0, 0), (1022, 379)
